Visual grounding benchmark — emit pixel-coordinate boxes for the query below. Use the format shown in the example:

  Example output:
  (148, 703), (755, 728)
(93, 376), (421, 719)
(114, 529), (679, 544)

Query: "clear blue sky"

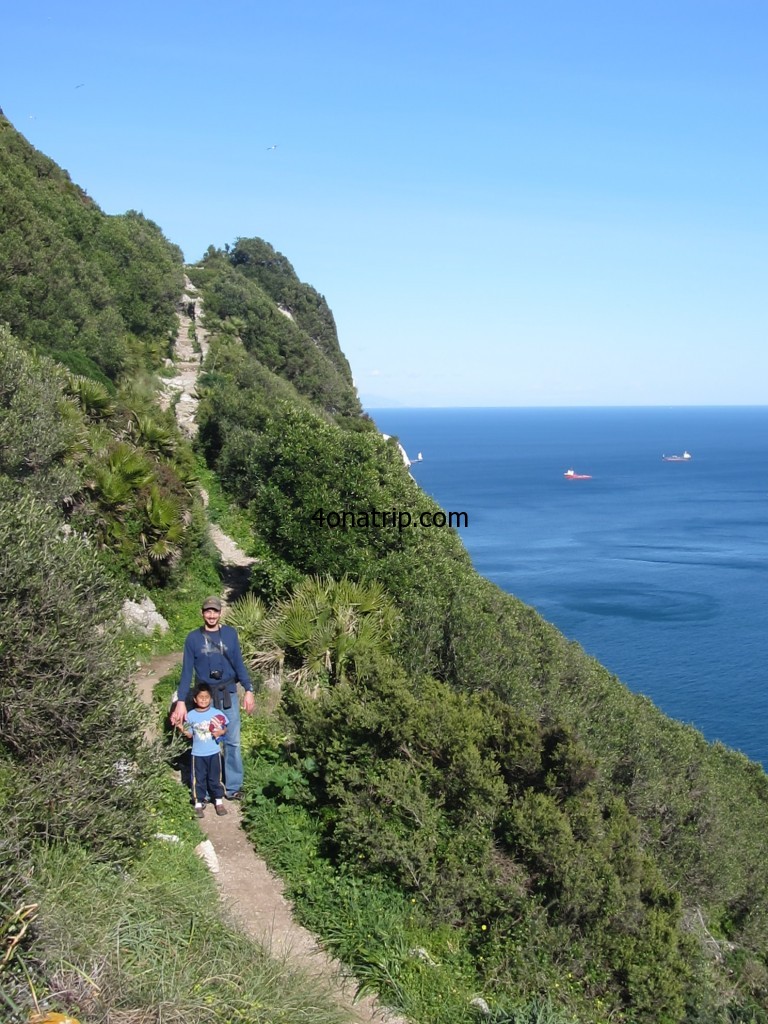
(2, 1), (767, 407)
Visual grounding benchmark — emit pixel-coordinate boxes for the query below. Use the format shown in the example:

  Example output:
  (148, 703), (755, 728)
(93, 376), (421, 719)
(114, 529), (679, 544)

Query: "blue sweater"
(178, 624), (253, 704)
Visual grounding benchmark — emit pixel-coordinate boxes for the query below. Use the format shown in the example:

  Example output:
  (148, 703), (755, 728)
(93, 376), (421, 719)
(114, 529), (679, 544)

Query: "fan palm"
(225, 593), (268, 659)
(64, 373), (114, 419)
(89, 443), (154, 508)
(138, 486), (185, 568)
(130, 411), (177, 457)
(242, 575), (396, 689)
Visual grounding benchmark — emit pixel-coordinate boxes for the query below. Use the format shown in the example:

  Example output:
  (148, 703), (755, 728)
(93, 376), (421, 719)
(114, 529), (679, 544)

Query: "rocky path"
(133, 287), (408, 1024)
(158, 274), (209, 438)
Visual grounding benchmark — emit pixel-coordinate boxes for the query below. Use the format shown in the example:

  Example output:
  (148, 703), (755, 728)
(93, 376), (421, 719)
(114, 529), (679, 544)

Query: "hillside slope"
(1, 111), (767, 1023)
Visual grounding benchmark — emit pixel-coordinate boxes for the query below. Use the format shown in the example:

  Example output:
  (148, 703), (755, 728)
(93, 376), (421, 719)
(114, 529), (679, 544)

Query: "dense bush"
(93, 209), (184, 351)
(0, 493), (163, 865)
(0, 112), (183, 380)
(0, 326), (82, 504)
(189, 244), (360, 417)
(264, 664), (699, 1021)
(228, 236), (347, 372)
(201, 397), (469, 580)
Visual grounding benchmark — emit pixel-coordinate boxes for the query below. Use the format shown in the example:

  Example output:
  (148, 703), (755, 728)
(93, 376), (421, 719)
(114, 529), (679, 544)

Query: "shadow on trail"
(220, 561), (253, 606)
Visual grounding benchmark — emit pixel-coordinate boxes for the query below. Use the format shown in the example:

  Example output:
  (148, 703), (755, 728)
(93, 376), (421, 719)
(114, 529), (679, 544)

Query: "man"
(171, 596), (256, 800)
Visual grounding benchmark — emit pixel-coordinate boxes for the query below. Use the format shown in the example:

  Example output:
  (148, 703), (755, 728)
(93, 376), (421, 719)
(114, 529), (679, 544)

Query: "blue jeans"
(222, 691), (243, 796)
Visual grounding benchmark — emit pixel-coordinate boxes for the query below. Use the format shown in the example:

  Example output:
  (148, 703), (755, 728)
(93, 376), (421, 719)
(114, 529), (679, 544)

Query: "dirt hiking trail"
(133, 286), (408, 1024)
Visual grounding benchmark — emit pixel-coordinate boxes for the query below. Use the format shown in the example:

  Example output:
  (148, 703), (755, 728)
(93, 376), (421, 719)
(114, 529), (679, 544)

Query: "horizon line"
(363, 403), (768, 411)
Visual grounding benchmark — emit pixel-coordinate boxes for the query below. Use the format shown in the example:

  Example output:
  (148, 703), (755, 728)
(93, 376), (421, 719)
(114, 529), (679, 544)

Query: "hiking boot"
(215, 802), (228, 816)
(194, 804), (205, 818)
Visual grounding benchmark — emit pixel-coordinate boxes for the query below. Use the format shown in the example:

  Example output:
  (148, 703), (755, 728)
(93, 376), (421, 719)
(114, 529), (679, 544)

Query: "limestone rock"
(195, 838), (220, 873)
(121, 597), (170, 636)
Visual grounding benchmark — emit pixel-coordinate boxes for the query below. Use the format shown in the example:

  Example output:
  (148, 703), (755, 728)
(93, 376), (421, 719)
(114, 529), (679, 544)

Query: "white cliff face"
(381, 433), (413, 467)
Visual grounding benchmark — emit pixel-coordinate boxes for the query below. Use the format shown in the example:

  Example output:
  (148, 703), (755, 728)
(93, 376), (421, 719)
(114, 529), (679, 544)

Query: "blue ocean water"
(369, 407), (768, 768)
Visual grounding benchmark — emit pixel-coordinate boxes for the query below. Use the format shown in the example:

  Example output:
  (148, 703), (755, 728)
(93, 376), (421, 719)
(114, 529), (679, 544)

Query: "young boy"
(180, 683), (229, 817)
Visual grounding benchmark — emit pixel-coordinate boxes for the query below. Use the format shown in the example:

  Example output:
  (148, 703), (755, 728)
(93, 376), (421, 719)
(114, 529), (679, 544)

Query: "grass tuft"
(17, 840), (354, 1024)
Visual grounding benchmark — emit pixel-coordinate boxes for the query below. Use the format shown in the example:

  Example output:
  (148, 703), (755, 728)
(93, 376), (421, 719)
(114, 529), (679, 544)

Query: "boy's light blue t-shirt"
(186, 707), (228, 757)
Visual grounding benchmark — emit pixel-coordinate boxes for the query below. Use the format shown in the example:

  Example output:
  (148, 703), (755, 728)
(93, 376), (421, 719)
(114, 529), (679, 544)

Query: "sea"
(368, 407), (768, 770)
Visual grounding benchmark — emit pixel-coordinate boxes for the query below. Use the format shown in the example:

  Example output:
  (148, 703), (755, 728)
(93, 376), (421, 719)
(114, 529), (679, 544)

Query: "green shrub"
(0, 327), (82, 505)
(0, 493), (163, 866)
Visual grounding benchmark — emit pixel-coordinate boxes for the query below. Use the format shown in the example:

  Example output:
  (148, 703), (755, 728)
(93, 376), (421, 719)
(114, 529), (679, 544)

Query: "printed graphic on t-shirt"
(190, 720), (215, 743)
(201, 634), (229, 657)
